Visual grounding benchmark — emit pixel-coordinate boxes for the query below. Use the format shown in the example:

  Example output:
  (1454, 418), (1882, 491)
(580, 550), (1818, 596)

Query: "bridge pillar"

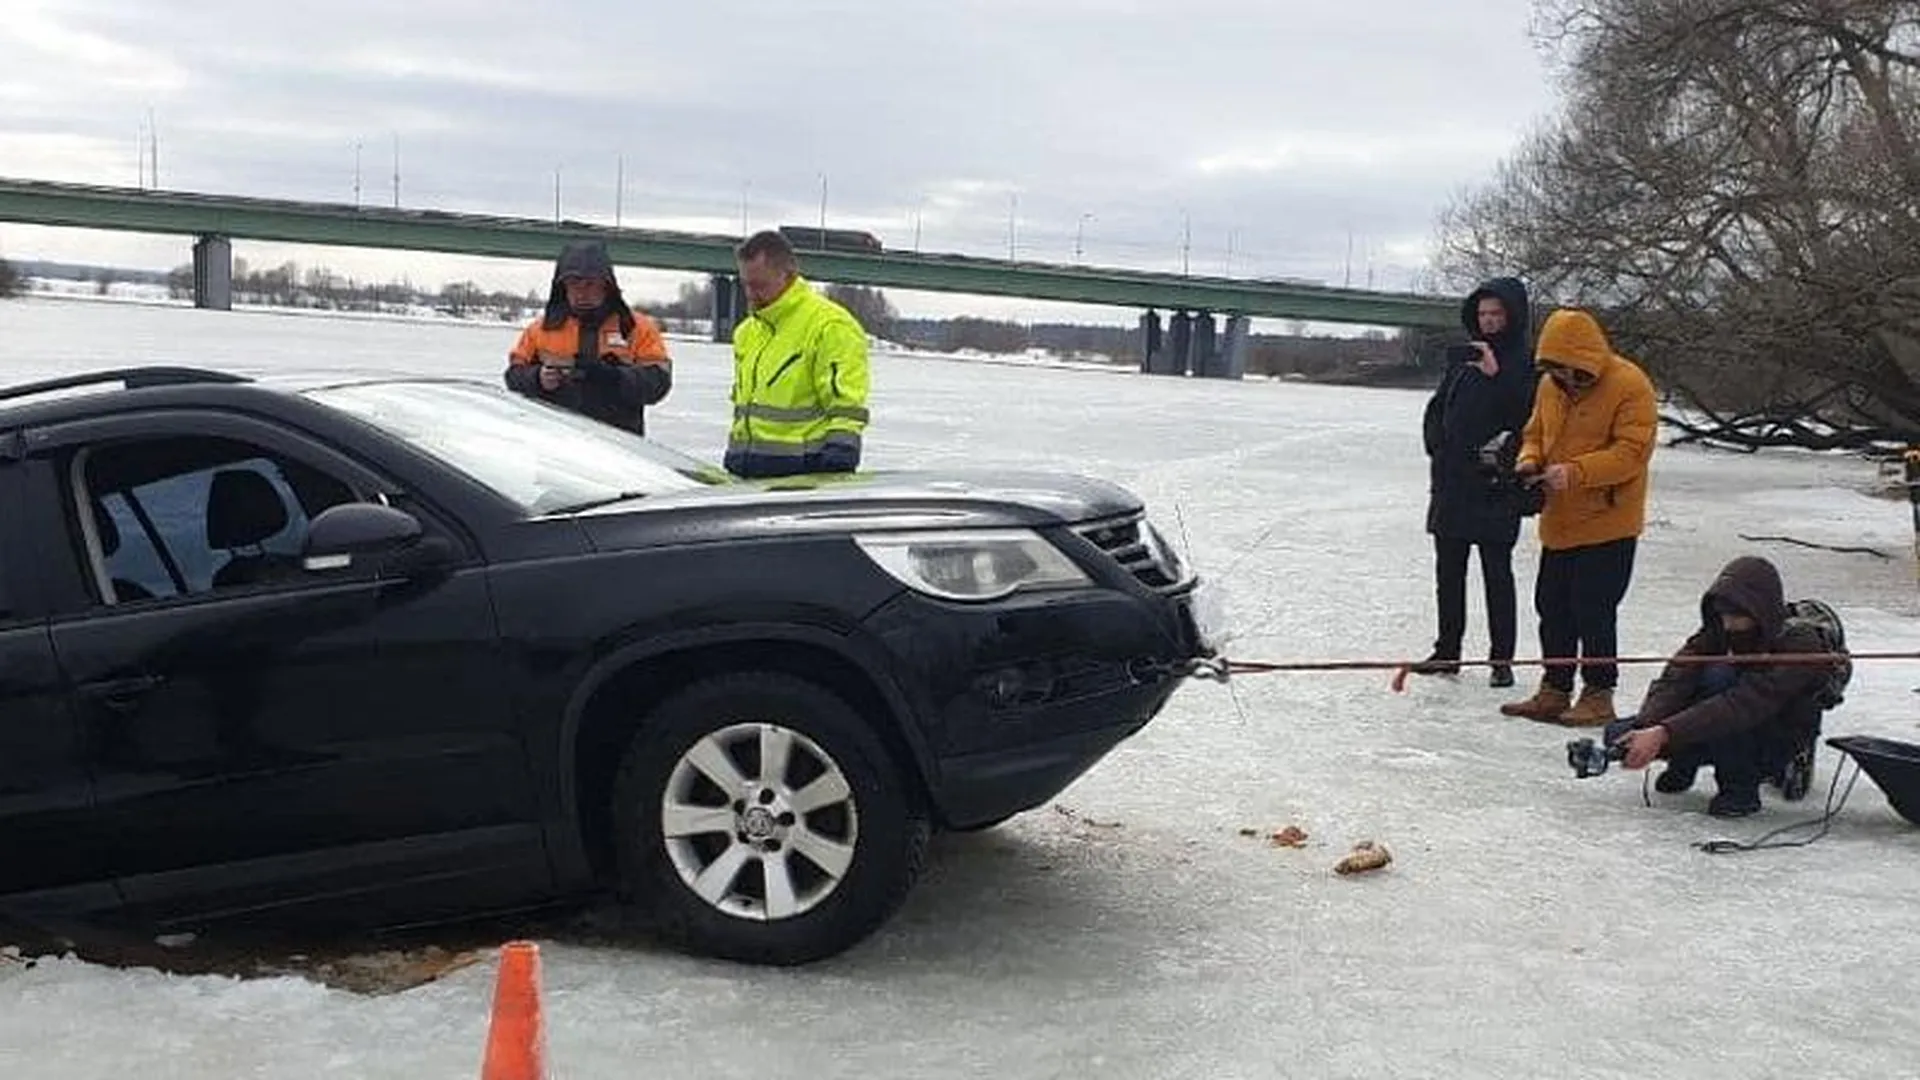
(1216, 315), (1250, 379)
(1137, 310), (1163, 373)
(192, 234), (231, 311)
(709, 273), (745, 343)
(1191, 312), (1218, 377)
(1160, 311), (1192, 376)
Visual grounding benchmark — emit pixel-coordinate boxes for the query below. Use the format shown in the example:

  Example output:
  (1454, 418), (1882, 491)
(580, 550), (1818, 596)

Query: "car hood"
(569, 468), (1147, 549)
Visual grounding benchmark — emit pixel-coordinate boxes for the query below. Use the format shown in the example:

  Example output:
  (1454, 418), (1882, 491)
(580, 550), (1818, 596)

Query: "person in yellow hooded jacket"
(1499, 308), (1658, 727)
(725, 230), (871, 478)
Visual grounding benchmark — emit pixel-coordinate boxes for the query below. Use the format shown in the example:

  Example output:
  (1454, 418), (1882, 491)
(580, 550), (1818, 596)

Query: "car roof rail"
(0, 366), (253, 404)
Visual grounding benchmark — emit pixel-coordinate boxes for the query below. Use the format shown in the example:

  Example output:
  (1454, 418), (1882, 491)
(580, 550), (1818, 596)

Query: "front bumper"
(863, 580), (1213, 829)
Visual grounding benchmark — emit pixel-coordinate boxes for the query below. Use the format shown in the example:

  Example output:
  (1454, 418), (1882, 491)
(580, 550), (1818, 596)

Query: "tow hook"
(1131, 656), (1232, 685)
(1182, 656), (1232, 684)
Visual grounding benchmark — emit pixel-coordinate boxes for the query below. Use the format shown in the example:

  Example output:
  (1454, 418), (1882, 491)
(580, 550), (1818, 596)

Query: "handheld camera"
(1477, 431), (1546, 517)
(1566, 736), (1628, 779)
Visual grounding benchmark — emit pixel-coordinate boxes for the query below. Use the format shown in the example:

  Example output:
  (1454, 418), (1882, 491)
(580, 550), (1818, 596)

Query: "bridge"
(0, 176), (1460, 379)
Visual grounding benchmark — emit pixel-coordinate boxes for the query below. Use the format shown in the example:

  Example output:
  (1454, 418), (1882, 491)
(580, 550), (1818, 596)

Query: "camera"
(1477, 432), (1546, 518)
(1567, 736), (1627, 779)
(1476, 430), (1516, 474)
(1444, 342), (1484, 365)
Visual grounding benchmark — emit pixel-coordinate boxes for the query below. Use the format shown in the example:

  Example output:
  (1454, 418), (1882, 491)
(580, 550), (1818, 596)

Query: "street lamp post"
(1007, 192), (1019, 261)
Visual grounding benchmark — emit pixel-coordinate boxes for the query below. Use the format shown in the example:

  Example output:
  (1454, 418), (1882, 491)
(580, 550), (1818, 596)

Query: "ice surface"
(3, 296), (1918, 1079)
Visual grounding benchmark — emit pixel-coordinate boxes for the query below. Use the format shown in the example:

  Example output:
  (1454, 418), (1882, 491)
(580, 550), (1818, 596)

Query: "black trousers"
(1432, 537), (1516, 661)
(1536, 537), (1637, 691)
(1663, 724), (1805, 792)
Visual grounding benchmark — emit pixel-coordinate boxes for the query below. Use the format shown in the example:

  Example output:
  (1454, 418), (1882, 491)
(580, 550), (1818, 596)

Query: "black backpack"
(1783, 598), (1851, 708)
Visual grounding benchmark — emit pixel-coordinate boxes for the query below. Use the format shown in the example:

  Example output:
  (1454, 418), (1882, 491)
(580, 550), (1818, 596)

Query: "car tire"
(610, 671), (929, 966)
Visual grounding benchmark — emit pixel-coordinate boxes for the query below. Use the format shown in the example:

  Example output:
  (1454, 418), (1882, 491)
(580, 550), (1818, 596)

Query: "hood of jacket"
(1459, 276), (1535, 394)
(1534, 308), (1620, 379)
(543, 239), (634, 332)
(1462, 276), (1531, 347)
(1701, 555), (1788, 644)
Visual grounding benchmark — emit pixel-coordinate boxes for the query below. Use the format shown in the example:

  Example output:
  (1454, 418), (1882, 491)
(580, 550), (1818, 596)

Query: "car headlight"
(854, 529), (1091, 602)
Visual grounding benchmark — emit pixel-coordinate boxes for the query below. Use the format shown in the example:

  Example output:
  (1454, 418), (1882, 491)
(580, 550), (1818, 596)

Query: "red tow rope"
(1193, 649), (1920, 693)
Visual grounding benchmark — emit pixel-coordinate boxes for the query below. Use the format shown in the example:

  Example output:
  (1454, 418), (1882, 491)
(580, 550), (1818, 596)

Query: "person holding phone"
(1411, 277), (1537, 688)
(506, 240), (672, 436)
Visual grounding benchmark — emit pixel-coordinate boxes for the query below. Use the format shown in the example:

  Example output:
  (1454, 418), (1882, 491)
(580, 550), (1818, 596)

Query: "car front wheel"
(611, 672), (929, 965)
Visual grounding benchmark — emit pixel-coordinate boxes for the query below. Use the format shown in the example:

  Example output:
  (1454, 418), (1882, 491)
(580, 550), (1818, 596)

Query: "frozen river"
(3, 295), (1918, 1079)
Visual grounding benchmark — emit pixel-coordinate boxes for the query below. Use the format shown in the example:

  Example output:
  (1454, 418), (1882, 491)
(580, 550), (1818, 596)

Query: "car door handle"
(79, 674), (166, 712)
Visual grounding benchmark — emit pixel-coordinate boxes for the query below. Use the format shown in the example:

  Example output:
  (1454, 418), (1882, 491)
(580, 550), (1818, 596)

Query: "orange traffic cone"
(480, 941), (547, 1080)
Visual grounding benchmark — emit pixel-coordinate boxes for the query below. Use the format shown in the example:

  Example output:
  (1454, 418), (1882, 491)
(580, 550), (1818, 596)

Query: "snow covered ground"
(3, 294), (1918, 1079)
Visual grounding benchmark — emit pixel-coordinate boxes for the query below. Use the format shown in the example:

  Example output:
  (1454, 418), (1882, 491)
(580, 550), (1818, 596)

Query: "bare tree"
(0, 258), (19, 299)
(1437, 0), (1920, 452)
(439, 280), (480, 317)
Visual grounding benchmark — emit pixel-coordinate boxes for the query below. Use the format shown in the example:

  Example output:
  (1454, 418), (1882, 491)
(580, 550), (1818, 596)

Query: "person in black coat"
(1412, 277), (1537, 687)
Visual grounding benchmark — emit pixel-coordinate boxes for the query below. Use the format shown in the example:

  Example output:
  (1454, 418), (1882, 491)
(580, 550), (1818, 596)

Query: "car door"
(0, 460), (120, 919)
(19, 408), (553, 926)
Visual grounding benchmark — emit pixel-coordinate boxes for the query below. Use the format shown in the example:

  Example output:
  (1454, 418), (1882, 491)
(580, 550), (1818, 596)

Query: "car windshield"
(305, 379), (730, 515)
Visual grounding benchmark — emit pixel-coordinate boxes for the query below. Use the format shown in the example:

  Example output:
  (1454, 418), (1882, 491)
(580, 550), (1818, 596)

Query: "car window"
(94, 490), (175, 600)
(305, 380), (728, 515)
(75, 435), (358, 605)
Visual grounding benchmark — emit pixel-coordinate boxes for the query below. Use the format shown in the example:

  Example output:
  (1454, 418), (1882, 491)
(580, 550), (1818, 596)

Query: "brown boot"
(1499, 684), (1571, 720)
(1553, 687), (1616, 728)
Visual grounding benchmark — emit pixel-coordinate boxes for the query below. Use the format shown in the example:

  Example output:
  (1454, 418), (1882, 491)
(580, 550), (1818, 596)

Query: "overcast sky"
(0, 0), (1556, 322)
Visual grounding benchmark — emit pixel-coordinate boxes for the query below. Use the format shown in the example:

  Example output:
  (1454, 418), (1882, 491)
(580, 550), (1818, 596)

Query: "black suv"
(0, 367), (1217, 965)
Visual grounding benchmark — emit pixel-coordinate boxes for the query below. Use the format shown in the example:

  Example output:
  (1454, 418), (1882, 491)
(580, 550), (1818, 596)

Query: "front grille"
(1075, 514), (1183, 589)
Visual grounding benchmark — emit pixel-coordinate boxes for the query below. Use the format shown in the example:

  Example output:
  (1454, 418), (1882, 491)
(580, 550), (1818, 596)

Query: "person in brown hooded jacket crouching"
(1606, 555), (1838, 818)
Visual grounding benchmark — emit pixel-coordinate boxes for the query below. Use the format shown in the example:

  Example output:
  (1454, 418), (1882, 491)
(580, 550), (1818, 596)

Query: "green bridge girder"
(0, 177), (1459, 327)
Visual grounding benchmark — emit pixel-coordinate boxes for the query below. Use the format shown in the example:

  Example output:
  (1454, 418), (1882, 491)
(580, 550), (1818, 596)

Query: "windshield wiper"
(544, 491), (651, 515)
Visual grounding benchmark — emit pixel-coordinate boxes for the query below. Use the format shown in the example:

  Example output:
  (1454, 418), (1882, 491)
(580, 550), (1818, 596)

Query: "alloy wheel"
(659, 721), (860, 921)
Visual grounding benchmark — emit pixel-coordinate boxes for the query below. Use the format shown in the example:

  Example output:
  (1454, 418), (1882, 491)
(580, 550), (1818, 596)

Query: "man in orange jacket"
(1500, 308), (1658, 727)
(506, 240), (671, 435)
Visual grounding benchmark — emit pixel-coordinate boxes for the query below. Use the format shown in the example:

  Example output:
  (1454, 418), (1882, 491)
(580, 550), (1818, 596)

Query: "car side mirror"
(302, 502), (435, 574)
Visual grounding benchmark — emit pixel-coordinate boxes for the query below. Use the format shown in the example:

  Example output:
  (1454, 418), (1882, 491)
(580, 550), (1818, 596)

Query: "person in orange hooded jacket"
(1499, 308), (1658, 727)
(505, 240), (671, 435)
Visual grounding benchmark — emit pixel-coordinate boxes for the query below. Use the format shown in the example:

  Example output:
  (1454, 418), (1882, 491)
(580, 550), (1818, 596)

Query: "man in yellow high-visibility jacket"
(725, 231), (872, 478)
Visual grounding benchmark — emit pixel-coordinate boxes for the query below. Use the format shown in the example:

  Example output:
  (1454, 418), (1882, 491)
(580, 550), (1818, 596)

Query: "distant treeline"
(165, 259), (548, 321)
